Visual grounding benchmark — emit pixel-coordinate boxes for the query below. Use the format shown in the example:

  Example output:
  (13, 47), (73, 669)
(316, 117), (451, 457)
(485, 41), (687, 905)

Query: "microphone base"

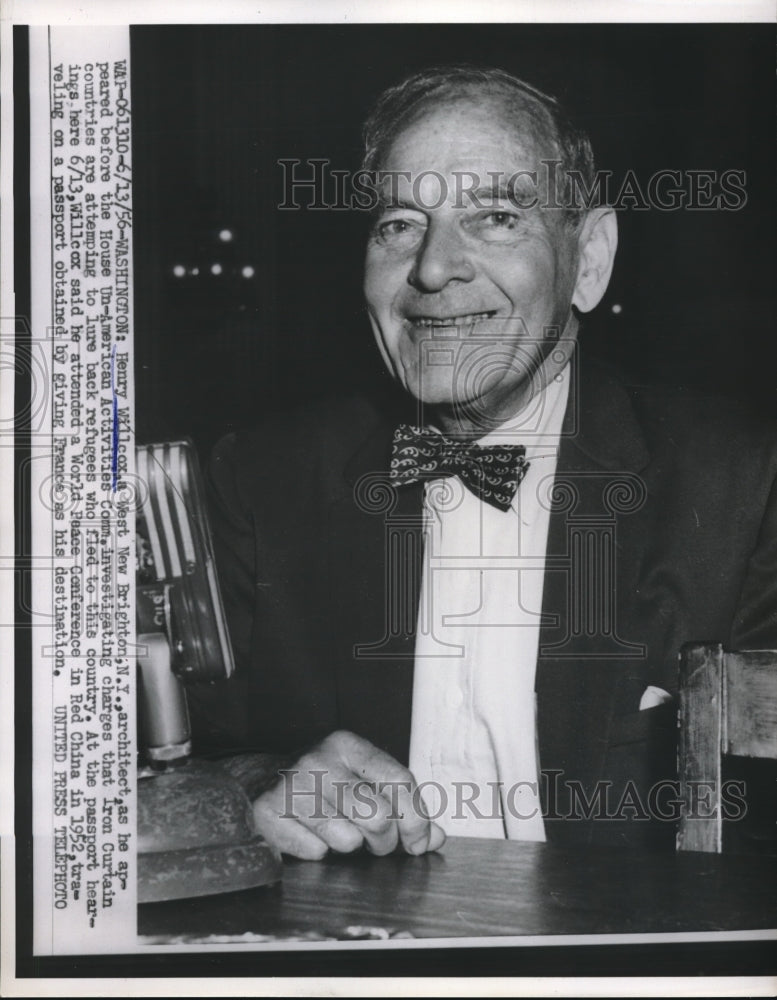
(137, 758), (282, 904)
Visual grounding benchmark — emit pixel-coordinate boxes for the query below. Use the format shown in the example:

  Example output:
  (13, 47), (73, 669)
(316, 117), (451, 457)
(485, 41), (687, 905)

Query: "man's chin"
(397, 377), (490, 426)
(398, 374), (460, 407)
(396, 367), (545, 432)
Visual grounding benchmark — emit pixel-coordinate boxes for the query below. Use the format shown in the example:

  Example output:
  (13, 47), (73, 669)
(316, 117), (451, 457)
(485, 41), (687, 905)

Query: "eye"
(371, 212), (427, 247)
(468, 209), (523, 242)
(378, 219), (412, 237)
(483, 211), (519, 229)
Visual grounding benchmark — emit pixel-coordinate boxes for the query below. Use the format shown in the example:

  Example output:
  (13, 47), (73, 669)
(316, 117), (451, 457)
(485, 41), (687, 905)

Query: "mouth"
(404, 310), (498, 329)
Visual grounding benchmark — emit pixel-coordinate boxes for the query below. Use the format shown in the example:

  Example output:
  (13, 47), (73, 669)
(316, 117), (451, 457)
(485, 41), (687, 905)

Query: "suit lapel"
(539, 350), (651, 658)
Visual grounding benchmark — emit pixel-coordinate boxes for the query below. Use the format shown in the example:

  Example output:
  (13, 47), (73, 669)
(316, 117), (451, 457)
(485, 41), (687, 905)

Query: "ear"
(571, 208), (618, 313)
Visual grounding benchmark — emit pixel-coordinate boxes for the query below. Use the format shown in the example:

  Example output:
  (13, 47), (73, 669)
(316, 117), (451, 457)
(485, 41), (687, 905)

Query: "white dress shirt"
(409, 368), (570, 840)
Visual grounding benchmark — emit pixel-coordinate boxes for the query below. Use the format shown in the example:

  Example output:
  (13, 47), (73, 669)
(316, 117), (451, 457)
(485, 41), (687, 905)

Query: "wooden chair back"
(677, 642), (777, 852)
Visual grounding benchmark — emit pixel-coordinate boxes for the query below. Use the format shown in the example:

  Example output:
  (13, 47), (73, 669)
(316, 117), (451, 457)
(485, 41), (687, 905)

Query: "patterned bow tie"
(389, 423), (530, 511)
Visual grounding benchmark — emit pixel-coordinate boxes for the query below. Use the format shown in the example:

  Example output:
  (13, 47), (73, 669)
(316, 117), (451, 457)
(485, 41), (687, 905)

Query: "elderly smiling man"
(189, 66), (777, 859)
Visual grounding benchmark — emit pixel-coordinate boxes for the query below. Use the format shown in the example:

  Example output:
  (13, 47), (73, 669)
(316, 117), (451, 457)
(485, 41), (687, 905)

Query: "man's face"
(363, 97), (582, 431)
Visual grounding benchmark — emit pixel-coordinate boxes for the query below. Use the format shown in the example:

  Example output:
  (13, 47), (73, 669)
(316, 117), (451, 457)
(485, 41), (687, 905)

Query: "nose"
(408, 220), (476, 293)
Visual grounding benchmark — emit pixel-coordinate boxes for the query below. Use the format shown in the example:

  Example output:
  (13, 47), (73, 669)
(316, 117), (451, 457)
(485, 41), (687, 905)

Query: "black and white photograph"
(4, 1), (777, 995)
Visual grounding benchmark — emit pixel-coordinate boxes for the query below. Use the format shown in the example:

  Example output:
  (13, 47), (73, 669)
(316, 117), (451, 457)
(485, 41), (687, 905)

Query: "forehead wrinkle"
(380, 89), (560, 176)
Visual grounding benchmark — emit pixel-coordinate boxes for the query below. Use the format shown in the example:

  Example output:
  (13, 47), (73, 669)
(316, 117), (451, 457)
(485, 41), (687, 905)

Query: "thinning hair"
(361, 65), (596, 228)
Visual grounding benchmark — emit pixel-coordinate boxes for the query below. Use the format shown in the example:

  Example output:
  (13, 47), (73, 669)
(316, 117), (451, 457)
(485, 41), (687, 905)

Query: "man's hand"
(252, 730), (446, 860)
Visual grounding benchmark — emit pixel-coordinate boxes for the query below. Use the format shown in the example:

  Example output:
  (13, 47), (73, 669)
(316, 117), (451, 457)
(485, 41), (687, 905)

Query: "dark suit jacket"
(190, 355), (777, 850)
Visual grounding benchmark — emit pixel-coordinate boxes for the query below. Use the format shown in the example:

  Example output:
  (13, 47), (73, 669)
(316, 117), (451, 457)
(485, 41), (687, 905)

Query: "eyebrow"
(469, 181), (512, 199)
(375, 193), (421, 211)
(463, 180), (535, 207)
(374, 177), (535, 212)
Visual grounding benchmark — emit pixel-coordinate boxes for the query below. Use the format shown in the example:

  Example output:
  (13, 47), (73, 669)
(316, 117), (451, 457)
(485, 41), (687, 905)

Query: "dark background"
(131, 23), (777, 458)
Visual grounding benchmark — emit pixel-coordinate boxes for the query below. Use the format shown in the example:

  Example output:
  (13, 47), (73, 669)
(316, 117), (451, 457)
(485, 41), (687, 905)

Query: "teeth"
(411, 312), (494, 327)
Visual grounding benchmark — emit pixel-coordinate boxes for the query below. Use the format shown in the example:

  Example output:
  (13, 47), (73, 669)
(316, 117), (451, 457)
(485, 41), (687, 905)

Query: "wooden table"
(138, 836), (777, 943)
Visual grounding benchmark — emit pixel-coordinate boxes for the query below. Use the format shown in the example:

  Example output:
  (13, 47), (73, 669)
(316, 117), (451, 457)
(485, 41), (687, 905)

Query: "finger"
(253, 793), (329, 860)
(402, 818), (446, 856)
(325, 731), (434, 852)
(290, 735), (400, 852)
(274, 755), (369, 854)
(299, 767), (394, 854)
(332, 780), (399, 856)
(299, 808), (366, 854)
(428, 821), (446, 852)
